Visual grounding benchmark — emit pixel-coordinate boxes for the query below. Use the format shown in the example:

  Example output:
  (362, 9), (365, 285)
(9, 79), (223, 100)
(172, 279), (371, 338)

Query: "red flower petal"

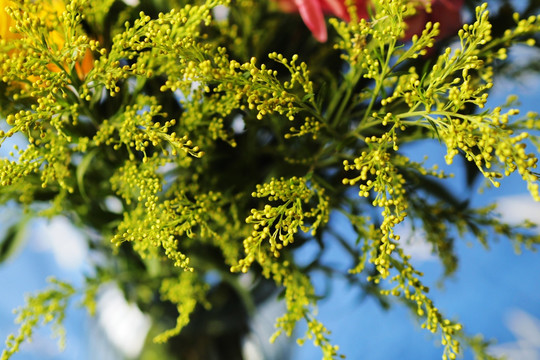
(294, 0), (327, 42)
(321, 0), (350, 21)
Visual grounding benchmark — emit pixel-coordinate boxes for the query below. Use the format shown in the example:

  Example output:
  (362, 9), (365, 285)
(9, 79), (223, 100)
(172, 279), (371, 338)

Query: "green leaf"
(426, 117), (442, 142)
(0, 216), (29, 263)
(76, 148), (99, 201)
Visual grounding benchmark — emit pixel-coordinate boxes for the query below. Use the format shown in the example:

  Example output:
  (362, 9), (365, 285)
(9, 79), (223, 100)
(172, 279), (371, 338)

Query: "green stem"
(360, 39), (395, 125)
(326, 76), (352, 125)
(330, 69), (364, 128)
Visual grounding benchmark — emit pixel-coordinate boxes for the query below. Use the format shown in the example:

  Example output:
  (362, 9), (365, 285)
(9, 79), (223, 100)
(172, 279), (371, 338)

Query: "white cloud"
(395, 223), (437, 263)
(232, 114), (246, 134)
(243, 297), (292, 360)
(32, 217), (88, 270)
(507, 310), (540, 348)
(213, 5), (230, 21)
(496, 194), (540, 226)
(97, 284), (151, 359)
(104, 196), (124, 214)
(491, 309), (540, 360)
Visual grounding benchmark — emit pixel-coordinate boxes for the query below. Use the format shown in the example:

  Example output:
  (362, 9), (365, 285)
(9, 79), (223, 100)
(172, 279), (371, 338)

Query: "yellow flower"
(0, 0), (20, 41)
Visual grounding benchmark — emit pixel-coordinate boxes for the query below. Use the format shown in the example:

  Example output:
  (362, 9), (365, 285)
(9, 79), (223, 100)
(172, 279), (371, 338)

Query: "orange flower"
(0, 0), (93, 82)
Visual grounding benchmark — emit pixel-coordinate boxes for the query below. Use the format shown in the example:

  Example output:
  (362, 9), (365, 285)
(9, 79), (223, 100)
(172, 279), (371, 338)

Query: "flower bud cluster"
(331, 17), (376, 71)
(231, 177), (329, 273)
(437, 111), (539, 201)
(343, 146), (407, 277)
(93, 95), (203, 161)
(375, 248), (463, 359)
(268, 52), (314, 95)
(268, 261), (342, 360)
(110, 159), (176, 259)
(1, 278), (75, 360)
(154, 272), (210, 343)
(285, 116), (322, 139)
(1, 122), (76, 199)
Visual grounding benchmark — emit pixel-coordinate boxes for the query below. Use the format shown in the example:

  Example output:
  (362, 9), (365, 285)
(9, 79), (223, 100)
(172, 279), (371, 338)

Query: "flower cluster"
(232, 176), (330, 273)
(1, 279), (75, 360)
(1, 1), (540, 360)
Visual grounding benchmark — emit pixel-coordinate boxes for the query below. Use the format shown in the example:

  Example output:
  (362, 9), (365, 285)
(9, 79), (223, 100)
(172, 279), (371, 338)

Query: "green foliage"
(1, 0), (540, 359)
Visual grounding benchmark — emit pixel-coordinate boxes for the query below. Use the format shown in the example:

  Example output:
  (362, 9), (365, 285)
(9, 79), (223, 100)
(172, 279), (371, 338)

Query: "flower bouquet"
(1, 0), (540, 359)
